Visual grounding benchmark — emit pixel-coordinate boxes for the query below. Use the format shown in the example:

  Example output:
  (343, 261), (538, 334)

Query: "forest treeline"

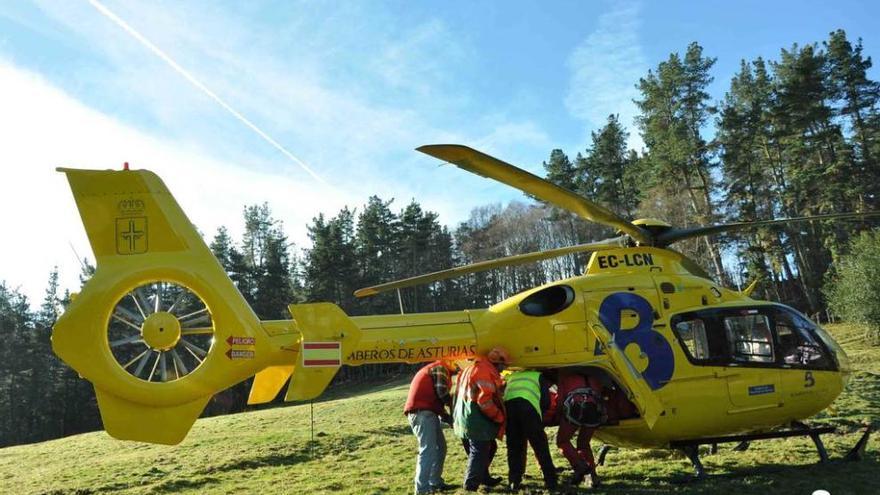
(2, 30), (879, 447)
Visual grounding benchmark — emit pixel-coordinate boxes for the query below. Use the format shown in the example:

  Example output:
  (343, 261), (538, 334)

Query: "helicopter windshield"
(786, 310), (851, 374)
(670, 305), (840, 371)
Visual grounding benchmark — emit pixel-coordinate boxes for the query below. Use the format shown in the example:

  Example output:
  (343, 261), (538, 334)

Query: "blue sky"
(0, 0), (878, 302)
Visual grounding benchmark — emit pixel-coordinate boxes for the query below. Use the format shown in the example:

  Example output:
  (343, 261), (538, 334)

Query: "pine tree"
(355, 196), (400, 315)
(543, 149), (579, 192)
(581, 114), (642, 218)
(718, 59), (780, 297)
(635, 42), (726, 281)
(825, 29), (880, 210)
(303, 208), (358, 311)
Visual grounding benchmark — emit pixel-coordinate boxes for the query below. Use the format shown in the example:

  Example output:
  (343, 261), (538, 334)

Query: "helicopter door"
(586, 289), (667, 428)
(715, 310), (782, 411)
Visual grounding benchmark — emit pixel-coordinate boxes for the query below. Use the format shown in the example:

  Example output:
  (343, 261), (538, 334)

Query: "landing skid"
(843, 424), (873, 461)
(599, 423), (871, 481)
(668, 422), (849, 479)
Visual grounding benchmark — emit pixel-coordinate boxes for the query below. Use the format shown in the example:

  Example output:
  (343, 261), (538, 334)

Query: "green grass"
(1, 324), (877, 494)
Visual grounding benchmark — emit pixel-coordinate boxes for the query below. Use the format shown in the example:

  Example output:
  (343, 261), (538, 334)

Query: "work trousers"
(461, 438), (497, 491)
(505, 398), (557, 487)
(408, 410), (447, 494)
(557, 420), (596, 475)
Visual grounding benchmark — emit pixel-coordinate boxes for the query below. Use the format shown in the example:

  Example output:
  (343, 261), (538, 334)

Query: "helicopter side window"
(674, 319), (710, 360)
(724, 312), (774, 363)
(519, 285), (576, 317)
(672, 316), (728, 363)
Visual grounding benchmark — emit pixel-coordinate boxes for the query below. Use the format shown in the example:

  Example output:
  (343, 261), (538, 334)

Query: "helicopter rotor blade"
(417, 144), (652, 245)
(656, 211), (880, 246)
(354, 236), (626, 298)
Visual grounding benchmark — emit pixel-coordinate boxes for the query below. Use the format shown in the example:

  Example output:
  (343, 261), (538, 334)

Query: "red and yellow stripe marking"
(302, 342), (342, 367)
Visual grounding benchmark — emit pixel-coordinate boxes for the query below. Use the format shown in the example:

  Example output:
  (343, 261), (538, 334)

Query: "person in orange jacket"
(556, 370), (607, 487)
(452, 347), (509, 491)
(404, 360), (457, 494)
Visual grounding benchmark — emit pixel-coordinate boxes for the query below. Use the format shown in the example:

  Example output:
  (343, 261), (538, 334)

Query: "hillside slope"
(0, 324), (877, 494)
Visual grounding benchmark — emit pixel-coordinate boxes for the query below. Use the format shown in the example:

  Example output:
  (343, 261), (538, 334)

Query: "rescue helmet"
(562, 387), (607, 427)
(487, 346), (511, 365)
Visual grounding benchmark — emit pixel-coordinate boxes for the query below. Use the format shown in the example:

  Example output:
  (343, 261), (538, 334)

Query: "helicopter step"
(668, 423), (837, 479)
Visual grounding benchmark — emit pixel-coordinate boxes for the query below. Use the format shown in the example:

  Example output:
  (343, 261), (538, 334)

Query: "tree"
(543, 149), (579, 192)
(303, 208), (358, 311)
(824, 229), (880, 344)
(0, 283), (32, 445)
(717, 59), (786, 299)
(354, 196), (400, 315)
(825, 29), (880, 210)
(581, 114), (642, 218)
(636, 42), (726, 281)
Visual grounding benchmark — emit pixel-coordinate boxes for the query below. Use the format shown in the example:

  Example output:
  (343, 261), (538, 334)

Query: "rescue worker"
(453, 347), (509, 491)
(503, 369), (557, 491)
(556, 371), (607, 487)
(404, 360), (456, 494)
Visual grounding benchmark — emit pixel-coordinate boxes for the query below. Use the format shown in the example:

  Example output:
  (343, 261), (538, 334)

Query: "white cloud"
(22, 0), (540, 203)
(564, 2), (646, 150)
(0, 60), (347, 304)
(0, 2), (561, 303)
(0, 57), (544, 305)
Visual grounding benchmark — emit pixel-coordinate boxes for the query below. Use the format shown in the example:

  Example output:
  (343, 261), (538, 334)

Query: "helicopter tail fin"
(53, 167), (284, 444)
(282, 303), (363, 401)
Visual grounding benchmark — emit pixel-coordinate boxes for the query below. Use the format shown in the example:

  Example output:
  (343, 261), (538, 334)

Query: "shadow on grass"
(199, 451), (313, 474)
(151, 476), (221, 493)
(247, 374), (411, 413)
(363, 424), (412, 438)
(37, 476), (223, 495)
(194, 434), (372, 476)
(589, 455), (880, 494)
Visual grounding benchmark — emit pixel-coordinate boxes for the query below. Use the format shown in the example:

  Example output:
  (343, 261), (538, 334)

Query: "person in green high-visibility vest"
(503, 369), (557, 491)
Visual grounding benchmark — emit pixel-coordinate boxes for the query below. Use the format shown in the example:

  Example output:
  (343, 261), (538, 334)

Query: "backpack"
(562, 387), (607, 427)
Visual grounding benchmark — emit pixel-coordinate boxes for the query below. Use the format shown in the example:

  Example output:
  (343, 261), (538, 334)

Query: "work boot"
(544, 476), (558, 490)
(569, 467), (587, 486)
(507, 481), (522, 492)
(588, 470), (601, 488)
(483, 476), (503, 488)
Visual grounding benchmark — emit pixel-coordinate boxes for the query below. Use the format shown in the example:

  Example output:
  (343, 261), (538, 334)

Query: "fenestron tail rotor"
(107, 281), (215, 382)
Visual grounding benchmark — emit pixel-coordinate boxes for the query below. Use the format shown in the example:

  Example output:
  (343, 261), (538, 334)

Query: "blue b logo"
(598, 292), (674, 390)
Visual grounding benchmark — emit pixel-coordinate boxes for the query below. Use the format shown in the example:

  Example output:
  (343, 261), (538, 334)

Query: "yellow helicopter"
(53, 145), (874, 476)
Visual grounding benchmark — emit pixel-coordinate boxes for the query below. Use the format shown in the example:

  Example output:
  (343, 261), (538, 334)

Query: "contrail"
(87, 0), (329, 186)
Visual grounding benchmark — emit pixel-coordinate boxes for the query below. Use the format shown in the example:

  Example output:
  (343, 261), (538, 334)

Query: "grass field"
(0, 324), (877, 494)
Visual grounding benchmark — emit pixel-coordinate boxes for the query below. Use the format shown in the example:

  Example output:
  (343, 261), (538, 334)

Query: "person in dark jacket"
(405, 360), (456, 494)
(503, 369), (557, 491)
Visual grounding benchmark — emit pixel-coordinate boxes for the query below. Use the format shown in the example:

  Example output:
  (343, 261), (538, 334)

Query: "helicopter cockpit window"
(773, 308), (833, 369)
(724, 312), (774, 363)
(518, 285), (575, 317)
